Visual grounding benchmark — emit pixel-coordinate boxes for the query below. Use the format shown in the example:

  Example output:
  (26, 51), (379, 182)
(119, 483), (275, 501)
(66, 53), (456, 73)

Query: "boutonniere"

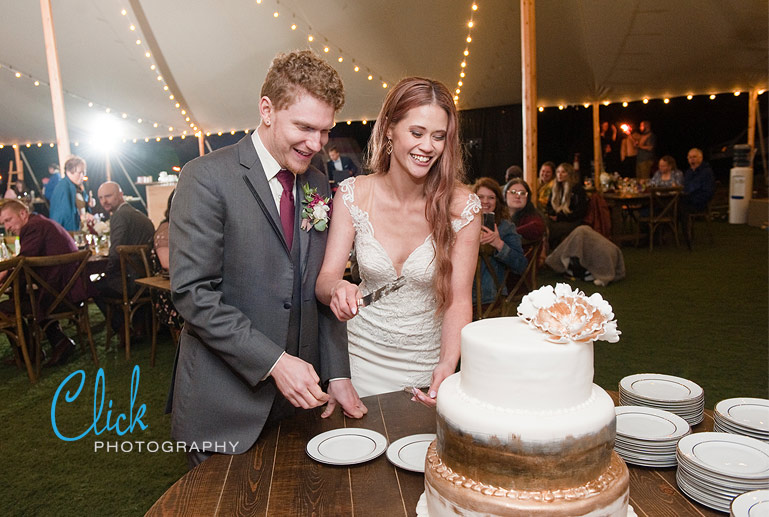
(300, 183), (332, 232)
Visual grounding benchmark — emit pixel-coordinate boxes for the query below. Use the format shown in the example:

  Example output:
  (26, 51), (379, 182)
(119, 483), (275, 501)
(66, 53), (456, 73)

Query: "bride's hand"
(329, 280), (361, 321)
(412, 362), (455, 408)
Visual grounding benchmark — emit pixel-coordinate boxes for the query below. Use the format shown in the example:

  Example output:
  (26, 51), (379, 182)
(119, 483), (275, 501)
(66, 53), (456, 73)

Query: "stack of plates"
(730, 489), (769, 516)
(715, 398), (769, 443)
(676, 433), (769, 513)
(614, 406), (690, 467)
(619, 373), (705, 425)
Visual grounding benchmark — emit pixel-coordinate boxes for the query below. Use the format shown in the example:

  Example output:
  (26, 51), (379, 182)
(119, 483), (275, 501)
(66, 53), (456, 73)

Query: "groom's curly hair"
(262, 50), (345, 112)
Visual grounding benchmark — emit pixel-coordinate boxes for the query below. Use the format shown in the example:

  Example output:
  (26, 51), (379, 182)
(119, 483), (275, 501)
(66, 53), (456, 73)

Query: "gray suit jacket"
(168, 135), (348, 453)
(104, 202), (155, 292)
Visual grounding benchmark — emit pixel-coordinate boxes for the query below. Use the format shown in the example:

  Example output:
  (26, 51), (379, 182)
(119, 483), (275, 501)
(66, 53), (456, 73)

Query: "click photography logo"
(50, 365), (238, 454)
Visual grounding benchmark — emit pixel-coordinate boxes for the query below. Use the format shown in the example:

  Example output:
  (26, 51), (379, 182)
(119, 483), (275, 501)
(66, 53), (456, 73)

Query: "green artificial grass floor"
(0, 220), (766, 516)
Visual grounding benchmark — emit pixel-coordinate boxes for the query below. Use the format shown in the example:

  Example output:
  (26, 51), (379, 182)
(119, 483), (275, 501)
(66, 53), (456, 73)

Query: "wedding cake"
(424, 284), (630, 516)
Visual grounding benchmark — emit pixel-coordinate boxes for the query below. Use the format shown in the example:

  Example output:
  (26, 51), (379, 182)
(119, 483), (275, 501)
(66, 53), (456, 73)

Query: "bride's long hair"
(366, 77), (465, 314)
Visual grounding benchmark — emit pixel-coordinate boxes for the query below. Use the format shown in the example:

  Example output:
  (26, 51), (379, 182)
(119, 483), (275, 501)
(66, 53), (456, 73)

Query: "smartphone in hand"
(482, 212), (495, 230)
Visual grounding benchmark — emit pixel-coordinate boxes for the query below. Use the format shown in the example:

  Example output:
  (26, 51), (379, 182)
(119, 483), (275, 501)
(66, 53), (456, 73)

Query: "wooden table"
(601, 191), (650, 246)
(136, 275), (171, 293)
(147, 390), (722, 517)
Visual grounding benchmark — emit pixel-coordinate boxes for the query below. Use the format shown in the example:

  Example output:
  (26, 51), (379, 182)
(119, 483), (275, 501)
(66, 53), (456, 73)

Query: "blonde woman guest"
(537, 161), (556, 208)
(546, 162), (588, 249)
(316, 77), (481, 405)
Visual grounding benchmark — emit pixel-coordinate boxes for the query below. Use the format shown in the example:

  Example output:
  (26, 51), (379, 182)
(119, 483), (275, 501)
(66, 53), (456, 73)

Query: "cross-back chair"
(104, 244), (156, 361)
(501, 236), (544, 316)
(0, 256), (37, 382)
(23, 250), (98, 367)
(638, 187), (680, 250)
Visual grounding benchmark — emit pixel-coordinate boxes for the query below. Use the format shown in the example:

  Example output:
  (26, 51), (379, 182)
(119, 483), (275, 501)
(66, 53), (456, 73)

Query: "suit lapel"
(237, 136), (290, 255)
(296, 173), (311, 277)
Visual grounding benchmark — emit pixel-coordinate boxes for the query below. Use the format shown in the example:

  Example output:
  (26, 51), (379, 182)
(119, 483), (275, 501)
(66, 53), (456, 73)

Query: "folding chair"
(23, 250), (98, 367)
(0, 256), (37, 382)
(104, 245), (157, 361)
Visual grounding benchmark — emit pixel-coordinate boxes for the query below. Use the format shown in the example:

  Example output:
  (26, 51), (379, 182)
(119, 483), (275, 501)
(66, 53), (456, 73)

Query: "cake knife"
(358, 276), (406, 307)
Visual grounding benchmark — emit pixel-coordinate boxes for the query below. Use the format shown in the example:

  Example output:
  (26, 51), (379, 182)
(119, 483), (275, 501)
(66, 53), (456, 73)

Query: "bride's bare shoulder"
(449, 183), (478, 217)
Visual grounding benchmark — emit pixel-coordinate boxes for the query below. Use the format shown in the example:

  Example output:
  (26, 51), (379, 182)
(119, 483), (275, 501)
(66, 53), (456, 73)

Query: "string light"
(622, 101), (628, 107)
(663, 98), (670, 104)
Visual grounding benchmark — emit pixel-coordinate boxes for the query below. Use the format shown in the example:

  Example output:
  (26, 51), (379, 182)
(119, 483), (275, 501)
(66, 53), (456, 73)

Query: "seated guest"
(0, 199), (95, 365)
(92, 182), (155, 337)
(681, 148), (716, 246)
(504, 178), (546, 259)
(151, 190), (183, 332)
(537, 161), (556, 208)
(50, 155), (94, 231)
(472, 178), (527, 305)
(546, 162), (588, 249)
(326, 145), (358, 191)
(504, 165), (523, 183)
(650, 155), (684, 187)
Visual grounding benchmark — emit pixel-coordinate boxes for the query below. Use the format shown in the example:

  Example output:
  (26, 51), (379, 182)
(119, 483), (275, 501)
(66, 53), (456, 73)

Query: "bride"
(316, 77), (480, 407)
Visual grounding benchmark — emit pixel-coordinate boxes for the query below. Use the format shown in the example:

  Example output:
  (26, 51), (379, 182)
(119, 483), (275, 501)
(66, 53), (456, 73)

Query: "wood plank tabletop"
(146, 390), (724, 517)
(135, 275), (171, 293)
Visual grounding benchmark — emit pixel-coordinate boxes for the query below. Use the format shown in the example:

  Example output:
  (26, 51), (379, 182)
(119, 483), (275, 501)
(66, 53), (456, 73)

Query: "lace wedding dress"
(339, 177), (480, 397)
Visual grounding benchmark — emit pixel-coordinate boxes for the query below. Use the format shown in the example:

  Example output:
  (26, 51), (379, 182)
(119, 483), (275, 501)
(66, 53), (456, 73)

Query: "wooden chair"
(501, 237), (544, 316)
(473, 245), (508, 320)
(104, 245), (157, 361)
(638, 187), (680, 250)
(688, 200), (714, 245)
(22, 250), (98, 368)
(0, 256), (37, 383)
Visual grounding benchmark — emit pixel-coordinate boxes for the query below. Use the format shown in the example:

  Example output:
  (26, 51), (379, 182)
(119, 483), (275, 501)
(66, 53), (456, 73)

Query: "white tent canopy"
(1, 0), (766, 146)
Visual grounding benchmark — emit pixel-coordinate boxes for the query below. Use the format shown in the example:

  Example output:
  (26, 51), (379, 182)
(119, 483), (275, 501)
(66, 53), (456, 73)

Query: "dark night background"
(1, 92), (766, 208)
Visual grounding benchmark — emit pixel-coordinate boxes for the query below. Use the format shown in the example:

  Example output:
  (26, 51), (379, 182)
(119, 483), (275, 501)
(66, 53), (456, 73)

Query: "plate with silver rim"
(306, 428), (387, 466)
(620, 374), (704, 402)
(615, 406), (690, 441)
(716, 398), (769, 433)
(677, 432), (769, 480)
(386, 434), (436, 472)
(730, 489), (769, 517)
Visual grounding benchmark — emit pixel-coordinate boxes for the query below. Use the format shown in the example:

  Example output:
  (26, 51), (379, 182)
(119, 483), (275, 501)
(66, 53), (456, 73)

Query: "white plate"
(716, 398), (769, 433)
(731, 489), (769, 516)
(620, 374), (703, 402)
(306, 428), (387, 465)
(386, 434), (436, 472)
(677, 433), (769, 480)
(616, 406), (690, 441)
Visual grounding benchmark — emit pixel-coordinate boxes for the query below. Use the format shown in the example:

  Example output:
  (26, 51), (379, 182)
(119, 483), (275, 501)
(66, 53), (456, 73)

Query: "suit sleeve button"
(283, 302), (292, 310)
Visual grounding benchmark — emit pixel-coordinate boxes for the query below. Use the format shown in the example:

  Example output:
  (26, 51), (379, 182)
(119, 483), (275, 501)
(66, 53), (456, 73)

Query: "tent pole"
(592, 102), (601, 186)
(14, 146), (23, 179)
(198, 133), (205, 157)
(39, 0), (71, 168)
(113, 154), (147, 211)
(748, 88), (757, 159)
(520, 0), (538, 203)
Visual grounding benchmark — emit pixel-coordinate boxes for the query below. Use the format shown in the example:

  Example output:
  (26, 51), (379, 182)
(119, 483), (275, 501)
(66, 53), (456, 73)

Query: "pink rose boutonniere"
(300, 183), (332, 232)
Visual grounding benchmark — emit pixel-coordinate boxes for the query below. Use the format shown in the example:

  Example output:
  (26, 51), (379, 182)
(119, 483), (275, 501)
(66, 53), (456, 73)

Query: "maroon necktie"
(276, 169), (295, 250)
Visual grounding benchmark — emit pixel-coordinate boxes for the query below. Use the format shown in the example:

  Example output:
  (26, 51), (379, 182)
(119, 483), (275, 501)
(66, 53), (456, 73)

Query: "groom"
(169, 50), (366, 468)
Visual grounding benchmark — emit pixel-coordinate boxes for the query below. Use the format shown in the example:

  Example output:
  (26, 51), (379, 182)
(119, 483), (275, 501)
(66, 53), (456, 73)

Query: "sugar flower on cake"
(518, 283), (620, 343)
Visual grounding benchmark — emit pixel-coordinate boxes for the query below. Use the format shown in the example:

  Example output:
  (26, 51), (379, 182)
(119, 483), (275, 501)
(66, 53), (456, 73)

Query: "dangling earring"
(385, 139), (393, 155)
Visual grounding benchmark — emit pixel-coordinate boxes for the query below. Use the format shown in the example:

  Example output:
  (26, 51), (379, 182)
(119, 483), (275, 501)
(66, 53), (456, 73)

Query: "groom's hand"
(323, 379), (368, 419)
(270, 354), (329, 409)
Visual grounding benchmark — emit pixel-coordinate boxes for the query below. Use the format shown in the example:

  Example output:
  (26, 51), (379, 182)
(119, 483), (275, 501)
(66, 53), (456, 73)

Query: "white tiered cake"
(424, 284), (630, 516)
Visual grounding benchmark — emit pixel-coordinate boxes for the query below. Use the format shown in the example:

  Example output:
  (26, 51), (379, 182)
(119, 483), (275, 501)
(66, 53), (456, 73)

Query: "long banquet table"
(146, 390), (722, 516)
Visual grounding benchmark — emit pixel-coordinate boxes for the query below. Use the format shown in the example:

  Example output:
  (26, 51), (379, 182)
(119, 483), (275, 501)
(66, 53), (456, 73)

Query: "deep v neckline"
(363, 209), (432, 278)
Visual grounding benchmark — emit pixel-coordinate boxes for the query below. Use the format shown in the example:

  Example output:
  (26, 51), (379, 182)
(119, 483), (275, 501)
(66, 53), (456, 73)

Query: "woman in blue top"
(49, 155), (93, 231)
(650, 155), (684, 188)
(472, 177), (527, 305)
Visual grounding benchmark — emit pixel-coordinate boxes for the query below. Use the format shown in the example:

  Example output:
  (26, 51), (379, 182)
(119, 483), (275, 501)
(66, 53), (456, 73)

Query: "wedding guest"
(0, 199), (95, 365)
(326, 145), (359, 192)
(317, 77), (481, 405)
(620, 127), (639, 178)
(49, 156), (94, 231)
(546, 162), (588, 249)
(650, 155), (684, 187)
(92, 181), (155, 337)
(504, 178), (546, 257)
(504, 165), (523, 183)
(44, 163), (62, 202)
(681, 148), (715, 247)
(151, 190), (183, 332)
(472, 177), (527, 305)
(537, 161), (556, 208)
(636, 120), (656, 179)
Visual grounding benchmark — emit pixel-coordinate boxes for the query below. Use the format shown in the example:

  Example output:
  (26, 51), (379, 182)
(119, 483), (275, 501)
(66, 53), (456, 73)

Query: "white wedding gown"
(339, 177), (480, 397)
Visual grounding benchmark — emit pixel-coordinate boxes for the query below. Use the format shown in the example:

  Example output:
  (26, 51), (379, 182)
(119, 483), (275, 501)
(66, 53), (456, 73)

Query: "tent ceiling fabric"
(1, 0), (766, 145)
